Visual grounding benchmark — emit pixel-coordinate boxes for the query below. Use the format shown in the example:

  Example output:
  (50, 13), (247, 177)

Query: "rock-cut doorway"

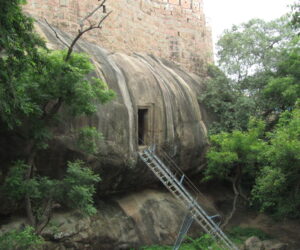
(138, 108), (148, 146)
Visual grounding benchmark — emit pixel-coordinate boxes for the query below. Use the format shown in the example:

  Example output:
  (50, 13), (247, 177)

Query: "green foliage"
(217, 17), (294, 82)
(0, 1), (115, 140)
(229, 227), (270, 244)
(290, 1), (300, 31)
(62, 160), (101, 215)
(0, 0), (45, 128)
(201, 0), (300, 223)
(185, 235), (222, 250)
(2, 160), (101, 218)
(2, 48), (114, 149)
(263, 38), (300, 111)
(204, 119), (266, 183)
(2, 161), (60, 214)
(204, 104), (300, 218)
(141, 234), (221, 250)
(77, 126), (103, 155)
(0, 0), (110, 236)
(204, 17), (299, 133)
(252, 105), (300, 218)
(199, 65), (255, 132)
(31, 50), (115, 117)
(1, 161), (28, 202)
(0, 226), (44, 250)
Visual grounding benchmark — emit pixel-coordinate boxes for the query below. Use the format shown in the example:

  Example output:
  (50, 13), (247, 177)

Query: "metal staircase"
(138, 146), (238, 250)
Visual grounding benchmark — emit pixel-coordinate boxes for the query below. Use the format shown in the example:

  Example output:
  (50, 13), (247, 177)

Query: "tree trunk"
(221, 166), (242, 228)
(36, 199), (53, 234)
(25, 141), (37, 227)
(221, 178), (239, 228)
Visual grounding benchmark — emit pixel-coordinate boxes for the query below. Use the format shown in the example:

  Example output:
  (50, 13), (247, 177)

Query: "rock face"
(23, 0), (213, 74)
(32, 20), (210, 193)
(0, 190), (217, 249)
(243, 236), (288, 250)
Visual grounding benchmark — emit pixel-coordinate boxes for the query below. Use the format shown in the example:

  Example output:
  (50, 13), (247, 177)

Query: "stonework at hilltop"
(23, 0), (213, 74)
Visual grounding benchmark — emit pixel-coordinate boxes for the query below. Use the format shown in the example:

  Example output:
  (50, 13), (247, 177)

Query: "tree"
(252, 104), (300, 218)
(0, 0), (45, 128)
(203, 119), (266, 226)
(199, 65), (256, 133)
(263, 37), (300, 112)
(216, 17), (296, 119)
(2, 160), (101, 234)
(290, 0), (300, 32)
(203, 16), (299, 133)
(202, 4), (300, 223)
(0, 226), (44, 250)
(217, 17), (295, 84)
(0, 0), (114, 234)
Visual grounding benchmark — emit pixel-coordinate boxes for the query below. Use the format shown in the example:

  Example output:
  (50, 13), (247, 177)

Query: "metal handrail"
(155, 145), (205, 201)
(139, 146), (239, 250)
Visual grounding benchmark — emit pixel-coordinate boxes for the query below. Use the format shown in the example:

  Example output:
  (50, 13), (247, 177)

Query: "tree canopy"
(0, 0), (114, 239)
(202, 4), (300, 221)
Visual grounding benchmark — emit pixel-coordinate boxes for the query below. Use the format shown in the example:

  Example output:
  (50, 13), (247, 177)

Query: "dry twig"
(44, 18), (70, 48)
(45, 0), (112, 61)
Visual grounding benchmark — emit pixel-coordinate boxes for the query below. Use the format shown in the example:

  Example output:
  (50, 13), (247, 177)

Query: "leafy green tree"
(77, 127), (104, 155)
(263, 38), (300, 112)
(2, 160), (100, 234)
(0, 0), (114, 234)
(217, 17), (294, 83)
(252, 104), (300, 218)
(16, 48), (113, 232)
(204, 119), (266, 226)
(202, 2), (300, 223)
(203, 15), (299, 132)
(215, 17), (297, 120)
(0, 0), (45, 128)
(200, 65), (255, 132)
(0, 226), (44, 250)
(290, 0), (300, 31)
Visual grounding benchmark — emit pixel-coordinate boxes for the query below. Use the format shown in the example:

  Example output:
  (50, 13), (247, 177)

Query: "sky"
(203, 0), (293, 50)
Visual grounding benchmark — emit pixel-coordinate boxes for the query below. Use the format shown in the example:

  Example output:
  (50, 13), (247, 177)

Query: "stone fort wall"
(24, 0), (213, 74)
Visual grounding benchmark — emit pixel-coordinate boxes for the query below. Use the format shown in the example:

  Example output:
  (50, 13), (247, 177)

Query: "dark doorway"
(138, 109), (148, 145)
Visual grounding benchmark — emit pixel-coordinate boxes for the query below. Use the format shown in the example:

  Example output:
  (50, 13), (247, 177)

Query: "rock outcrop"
(0, 190), (217, 249)
(243, 236), (288, 250)
(0, 14), (213, 249)
(30, 20), (210, 193)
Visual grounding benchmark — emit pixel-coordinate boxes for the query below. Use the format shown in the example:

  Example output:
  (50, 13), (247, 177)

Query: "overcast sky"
(203, 0), (293, 49)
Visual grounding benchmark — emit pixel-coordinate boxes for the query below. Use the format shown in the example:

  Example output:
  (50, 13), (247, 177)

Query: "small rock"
(262, 239), (289, 250)
(266, 243), (288, 250)
(262, 240), (279, 249)
(244, 236), (264, 250)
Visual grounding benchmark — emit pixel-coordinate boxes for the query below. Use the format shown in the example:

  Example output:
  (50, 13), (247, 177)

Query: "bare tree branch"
(44, 19), (70, 49)
(79, 0), (107, 29)
(97, 10), (112, 28)
(65, 10), (112, 61)
(46, 0), (112, 61)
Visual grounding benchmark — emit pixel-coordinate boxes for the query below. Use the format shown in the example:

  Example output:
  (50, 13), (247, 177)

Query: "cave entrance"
(138, 108), (148, 145)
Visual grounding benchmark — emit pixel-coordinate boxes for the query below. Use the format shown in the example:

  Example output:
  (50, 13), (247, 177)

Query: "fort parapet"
(24, 0), (213, 74)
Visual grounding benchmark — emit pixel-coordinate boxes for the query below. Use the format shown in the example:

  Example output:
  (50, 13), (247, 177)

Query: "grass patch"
(228, 226), (271, 245)
(141, 234), (222, 250)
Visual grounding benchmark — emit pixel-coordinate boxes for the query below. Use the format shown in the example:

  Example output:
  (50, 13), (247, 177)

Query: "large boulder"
(28, 20), (210, 193)
(0, 189), (217, 249)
